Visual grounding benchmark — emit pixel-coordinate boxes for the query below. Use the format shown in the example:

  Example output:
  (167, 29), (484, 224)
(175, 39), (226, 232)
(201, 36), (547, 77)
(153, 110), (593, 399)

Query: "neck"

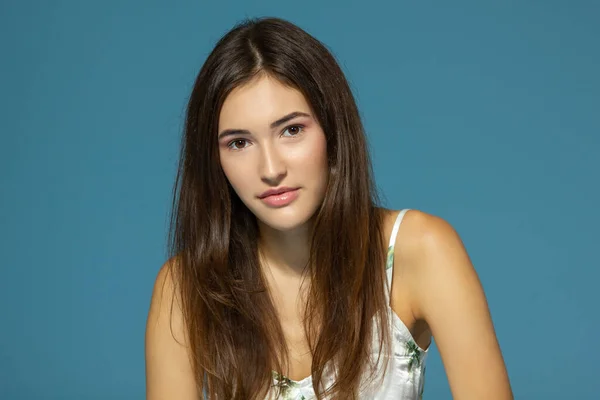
(257, 218), (313, 277)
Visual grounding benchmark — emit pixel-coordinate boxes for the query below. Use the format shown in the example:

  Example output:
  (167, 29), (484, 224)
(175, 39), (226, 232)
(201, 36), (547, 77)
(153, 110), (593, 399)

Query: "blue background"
(1, 1), (598, 398)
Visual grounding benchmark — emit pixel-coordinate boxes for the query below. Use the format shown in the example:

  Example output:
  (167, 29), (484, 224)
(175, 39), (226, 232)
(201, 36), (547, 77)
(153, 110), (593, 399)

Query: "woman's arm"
(403, 211), (513, 399)
(145, 259), (199, 400)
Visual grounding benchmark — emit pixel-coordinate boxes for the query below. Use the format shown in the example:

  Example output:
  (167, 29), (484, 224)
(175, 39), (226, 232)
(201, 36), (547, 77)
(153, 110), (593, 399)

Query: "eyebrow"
(218, 111), (311, 140)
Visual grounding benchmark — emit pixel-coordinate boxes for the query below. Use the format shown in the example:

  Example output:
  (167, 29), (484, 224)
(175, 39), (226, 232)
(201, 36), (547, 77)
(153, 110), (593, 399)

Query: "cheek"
(292, 132), (328, 180)
(219, 156), (246, 193)
(311, 132), (328, 171)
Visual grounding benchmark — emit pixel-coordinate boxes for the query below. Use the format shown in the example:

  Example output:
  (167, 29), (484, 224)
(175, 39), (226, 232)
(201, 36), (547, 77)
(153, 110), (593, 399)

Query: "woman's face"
(218, 74), (328, 232)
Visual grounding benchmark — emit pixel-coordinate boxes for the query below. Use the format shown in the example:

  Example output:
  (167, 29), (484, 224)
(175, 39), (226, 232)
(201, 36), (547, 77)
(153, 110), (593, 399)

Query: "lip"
(258, 186), (299, 199)
(258, 187), (300, 208)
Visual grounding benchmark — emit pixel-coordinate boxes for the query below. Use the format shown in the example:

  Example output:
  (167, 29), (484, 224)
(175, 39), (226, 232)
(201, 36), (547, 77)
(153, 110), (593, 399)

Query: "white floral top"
(268, 209), (428, 399)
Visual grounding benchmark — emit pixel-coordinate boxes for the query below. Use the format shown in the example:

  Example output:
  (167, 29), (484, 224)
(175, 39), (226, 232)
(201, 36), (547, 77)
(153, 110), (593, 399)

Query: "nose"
(259, 143), (286, 185)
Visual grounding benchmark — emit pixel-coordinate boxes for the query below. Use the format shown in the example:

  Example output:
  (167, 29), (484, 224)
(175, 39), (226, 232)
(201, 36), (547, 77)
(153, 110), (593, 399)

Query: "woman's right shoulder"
(145, 256), (199, 399)
(149, 256), (182, 311)
(147, 256), (184, 336)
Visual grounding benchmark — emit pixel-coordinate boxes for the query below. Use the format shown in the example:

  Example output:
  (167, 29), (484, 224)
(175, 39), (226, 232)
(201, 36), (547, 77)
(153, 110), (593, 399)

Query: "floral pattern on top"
(386, 245), (395, 270)
(271, 371), (308, 400)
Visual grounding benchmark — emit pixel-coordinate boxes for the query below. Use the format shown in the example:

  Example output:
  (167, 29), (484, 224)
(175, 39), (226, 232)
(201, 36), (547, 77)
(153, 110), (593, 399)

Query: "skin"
(217, 73), (329, 279)
(145, 75), (513, 399)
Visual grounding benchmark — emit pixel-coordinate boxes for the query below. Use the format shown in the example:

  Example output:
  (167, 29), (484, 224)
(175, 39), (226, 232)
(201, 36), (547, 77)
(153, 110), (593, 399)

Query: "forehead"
(218, 75), (312, 130)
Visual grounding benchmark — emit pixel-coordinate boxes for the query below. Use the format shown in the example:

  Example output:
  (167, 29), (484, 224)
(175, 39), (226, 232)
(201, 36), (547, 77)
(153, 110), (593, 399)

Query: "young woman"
(145, 17), (513, 400)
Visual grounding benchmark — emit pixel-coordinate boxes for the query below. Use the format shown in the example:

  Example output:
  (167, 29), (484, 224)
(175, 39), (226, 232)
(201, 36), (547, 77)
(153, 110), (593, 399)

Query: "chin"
(253, 204), (318, 233)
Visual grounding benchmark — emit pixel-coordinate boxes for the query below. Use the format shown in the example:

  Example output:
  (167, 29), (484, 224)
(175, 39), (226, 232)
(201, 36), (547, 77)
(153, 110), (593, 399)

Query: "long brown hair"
(167, 17), (390, 399)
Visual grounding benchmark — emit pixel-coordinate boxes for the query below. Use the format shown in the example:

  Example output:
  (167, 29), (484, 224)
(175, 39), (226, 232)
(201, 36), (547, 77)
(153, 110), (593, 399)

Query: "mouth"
(258, 187), (300, 199)
(258, 188), (300, 207)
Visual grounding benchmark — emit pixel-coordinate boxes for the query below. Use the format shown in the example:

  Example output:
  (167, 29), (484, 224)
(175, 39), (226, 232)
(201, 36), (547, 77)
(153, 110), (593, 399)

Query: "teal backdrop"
(1, 1), (598, 399)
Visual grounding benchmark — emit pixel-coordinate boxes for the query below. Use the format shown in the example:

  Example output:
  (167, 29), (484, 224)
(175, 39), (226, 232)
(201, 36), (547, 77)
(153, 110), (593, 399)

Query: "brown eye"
(228, 139), (249, 150)
(283, 125), (303, 137)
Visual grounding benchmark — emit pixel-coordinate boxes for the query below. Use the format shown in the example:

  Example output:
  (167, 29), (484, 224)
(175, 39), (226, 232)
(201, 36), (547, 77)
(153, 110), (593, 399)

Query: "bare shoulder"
(386, 208), (513, 399)
(383, 209), (461, 324)
(384, 208), (460, 283)
(146, 257), (186, 342)
(145, 256), (199, 399)
(387, 207), (483, 321)
(386, 208), (458, 259)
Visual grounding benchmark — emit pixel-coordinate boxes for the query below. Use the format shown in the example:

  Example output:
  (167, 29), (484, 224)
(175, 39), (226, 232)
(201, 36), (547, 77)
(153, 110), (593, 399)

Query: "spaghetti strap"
(385, 209), (410, 299)
(388, 209), (409, 250)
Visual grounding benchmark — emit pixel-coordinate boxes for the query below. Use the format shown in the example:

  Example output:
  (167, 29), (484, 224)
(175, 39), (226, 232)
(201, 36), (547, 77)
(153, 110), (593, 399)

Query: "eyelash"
(226, 124), (305, 151)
